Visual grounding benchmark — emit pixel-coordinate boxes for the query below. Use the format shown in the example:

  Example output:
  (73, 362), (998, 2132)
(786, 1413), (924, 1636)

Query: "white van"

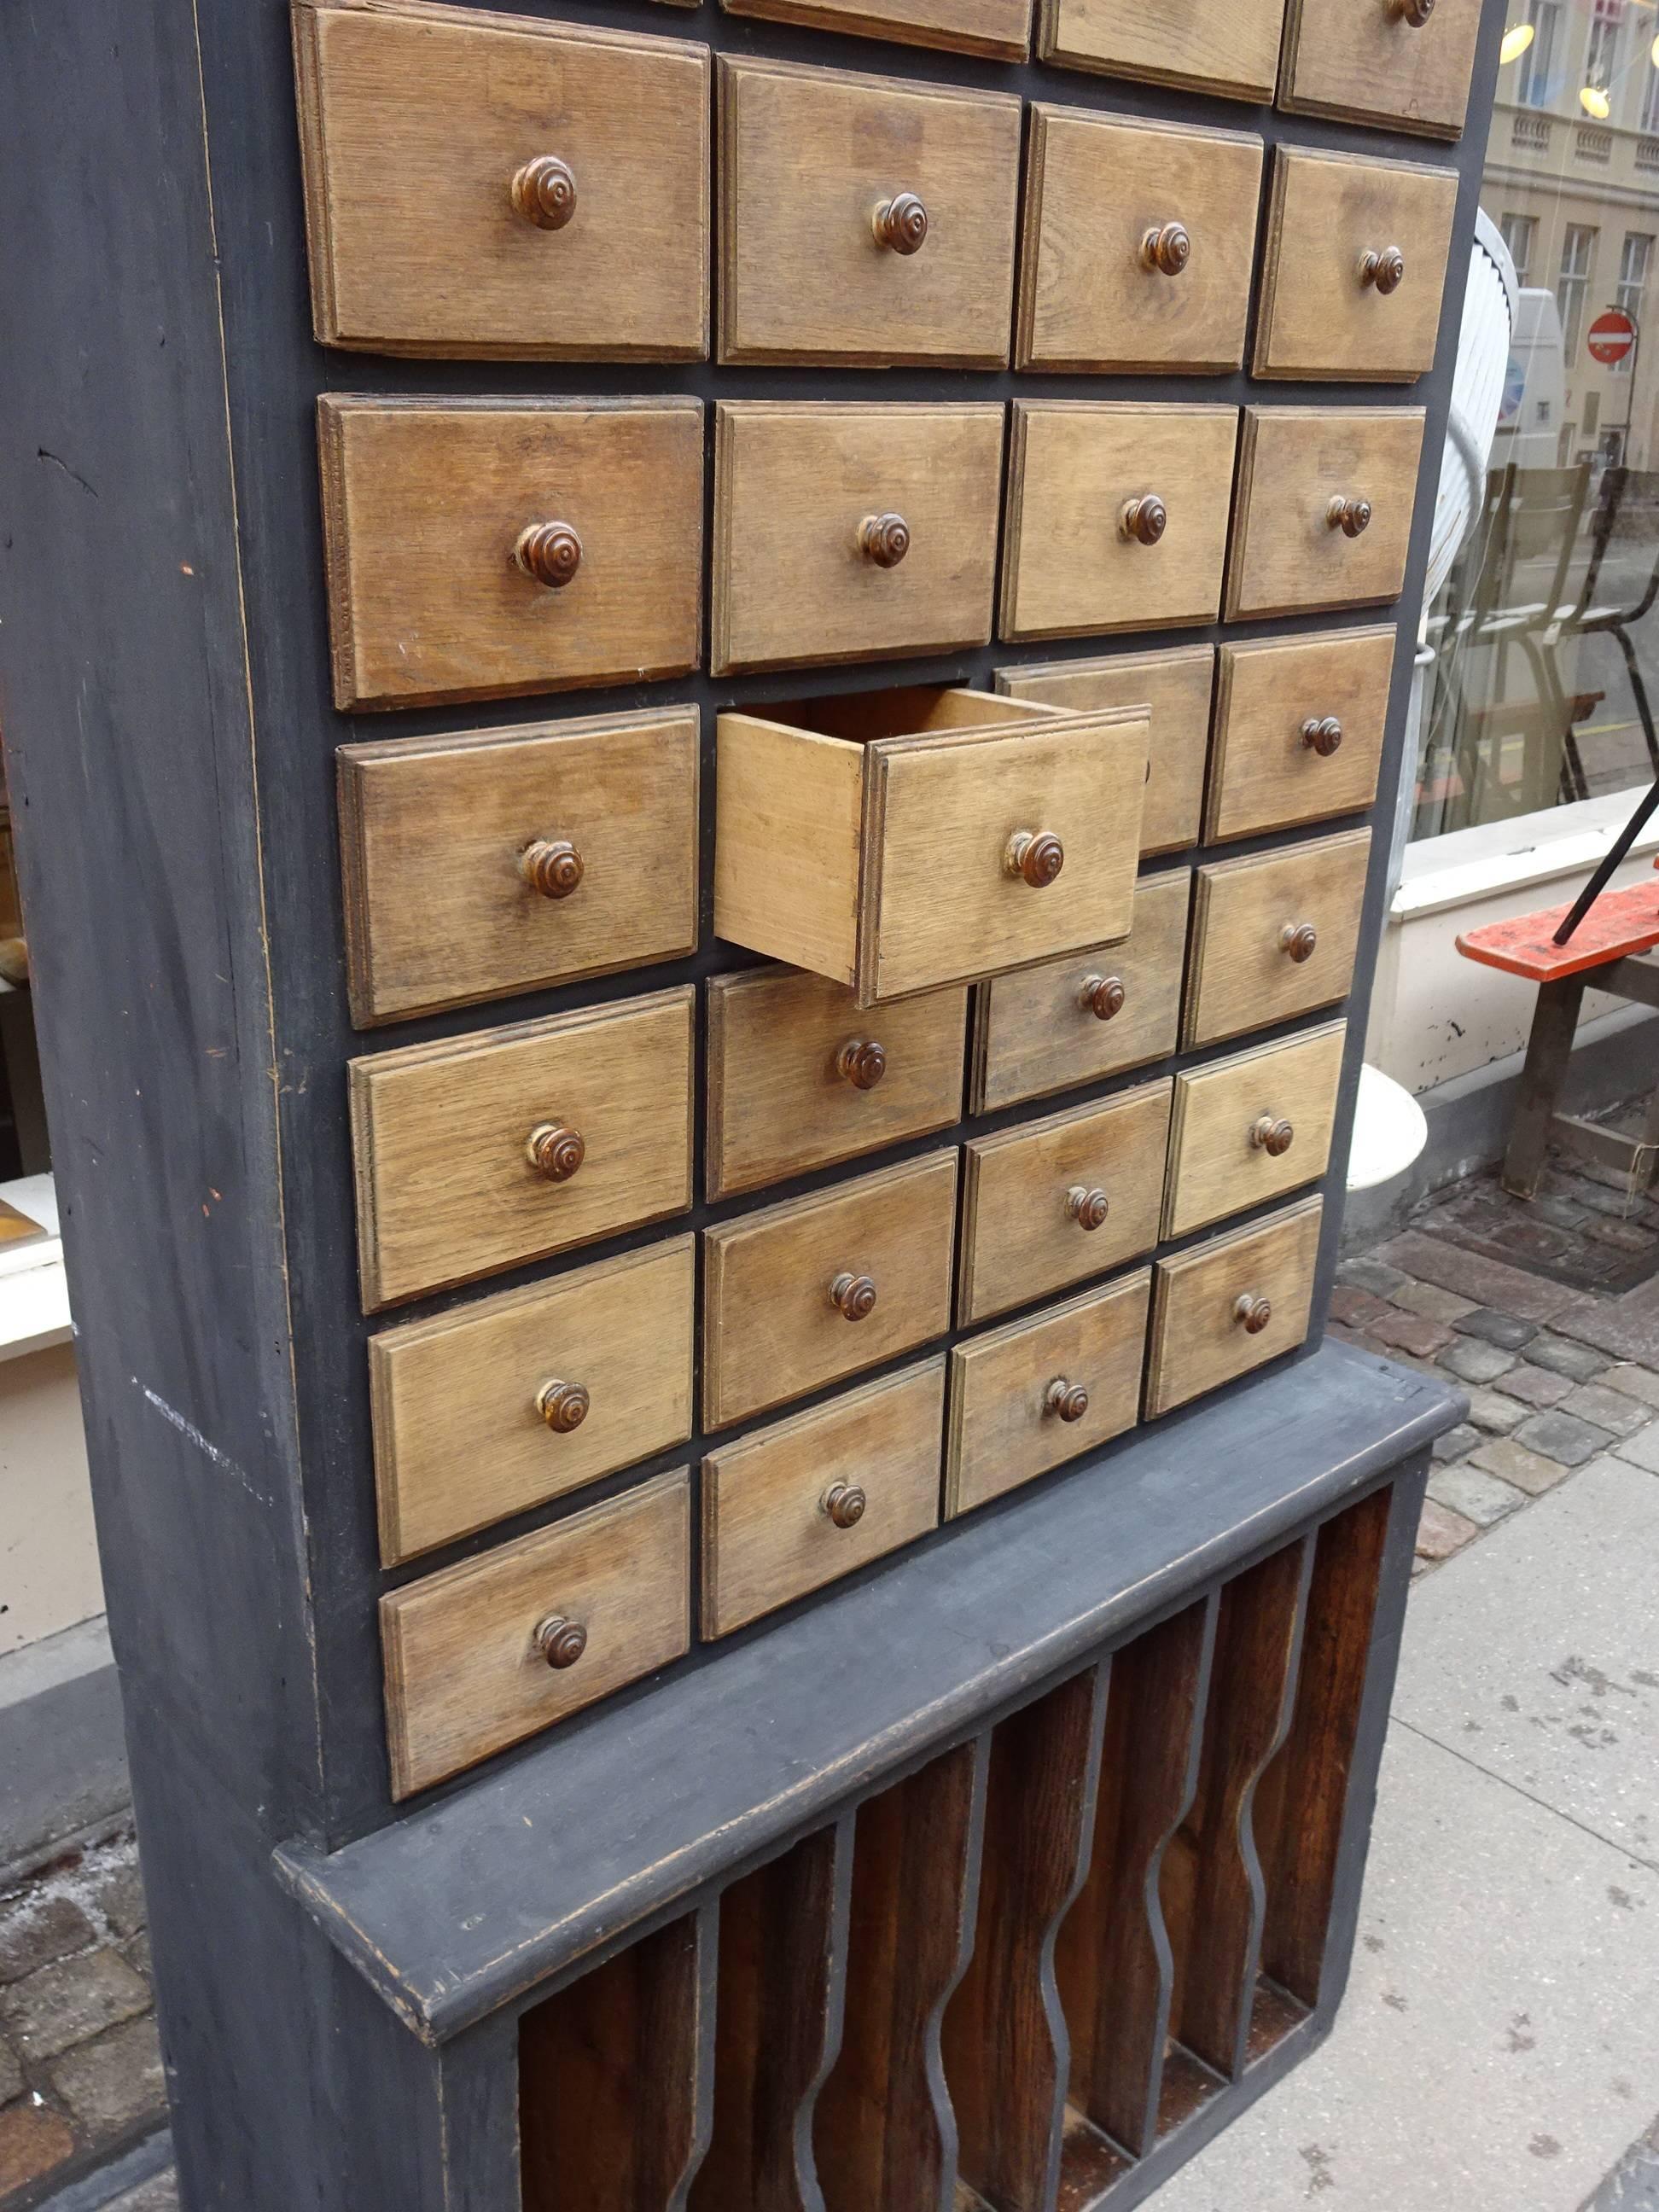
(1493, 288), (1567, 470)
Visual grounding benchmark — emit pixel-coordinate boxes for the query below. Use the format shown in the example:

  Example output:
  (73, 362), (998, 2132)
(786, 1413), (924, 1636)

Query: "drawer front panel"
(1017, 110), (1263, 374)
(1254, 149), (1458, 382)
(1145, 1196), (1322, 1416)
(724, 0), (1034, 61)
(703, 1150), (958, 1428)
(1208, 627), (1394, 842)
(701, 1358), (945, 1637)
(1163, 1019), (1347, 1238)
(318, 397), (704, 710)
(997, 644), (1214, 856)
(381, 1467), (691, 1799)
(1185, 829), (1370, 1049)
(971, 869), (1191, 1114)
(946, 1270), (1150, 1516)
(707, 968), (969, 1201)
(1226, 406), (1425, 621)
(294, 2), (709, 360)
(350, 986), (696, 1309)
(370, 1238), (696, 1565)
(1038, 0), (1289, 103)
(1279, 0), (1481, 137)
(1002, 404), (1240, 642)
(719, 59), (1022, 366)
(338, 708), (699, 1026)
(712, 402), (1005, 673)
(959, 1077), (1172, 1324)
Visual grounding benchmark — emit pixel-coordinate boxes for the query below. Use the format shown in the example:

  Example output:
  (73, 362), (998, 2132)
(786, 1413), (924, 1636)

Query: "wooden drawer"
(1254, 150), (1458, 383)
(970, 869), (1190, 1114)
(1184, 830), (1370, 1050)
(946, 1271), (1149, 1516)
(701, 1358), (945, 1636)
(293, 2), (709, 361)
(1001, 404), (1240, 643)
(707, 967), (968, 1201)
(1037, 0), (1289, 104)
(317, 395), (703, 711)
(1279, 0), (1482, 138)
(711, 402), (1004, 674)
(1162, 1020), (1347, 1239)
(995, 645), (1214, 857)
(702, 1151), (958, 1428)
(1144, 1196), (1322, 1417)
(1016, 111), (1263, 374)
(370, 1238), (695, 1565)
(723, 0), (1034, 61)
(337, 707), (699, 1027)
(1208, 627), (1394, 843)
(381, 1466), (690, 1799)
(1225, 406), (1425, 622)
(958, 1077), (1172, 1325)
(350, 985), (695, 1310)
(716, 687), (1148, 1007)
(719, 58), (1021, 368)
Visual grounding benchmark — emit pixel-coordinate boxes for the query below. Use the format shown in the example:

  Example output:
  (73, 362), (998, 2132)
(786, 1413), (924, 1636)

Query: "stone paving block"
(1613, 1424), (1659, 1476)
(1470, 1438), (1572, 1498)
(1554, 1295), (1659, 1367)
(1332, 1285), (1395, 1330)
(0, 2101), (76, 2195)
(1439, 1336), (1520, 1385)
(1514, 1411), (1614, 1467)
(1464, 1386), (1527, 1435)
(1497, 1363), (1576, 1409)
(1603, 1363), (1659, 1409)
(1377, 1231), (1577, 1323)
(1390, 1280), (1478, 1323)
(1368, 1308), (1455, 1357)
(1587, 2115), (1659, 2211)
(0, 2033), (20, 2106)
(0, 1947), (149, 2064)
(1560, 1383), (1651, 1441)
(1586, 1214), (1652, 1254)
(50, 2014), (166, 2138)
(1525, 1333), (1615, 1383)
(1415, 1498), (1480, 1561)
(1432, 1422), (1479, 1464)
(0, 1894), (96, 1985)
(1453, 1307), (1539, 1352)
(1337, 1255), (1412, 1298)
(1429, 1464), (1526, 1528)
(1329, 1322), (1390, 1359)
(90, 1860), (148, 1942)
(124, 1931), (152, 1982)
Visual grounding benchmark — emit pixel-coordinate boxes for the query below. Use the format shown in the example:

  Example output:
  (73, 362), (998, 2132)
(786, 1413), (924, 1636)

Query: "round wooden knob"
(873, 192), (928, 254)
(536, 1615), (588, 1669)
(537, 1379), (591, 1434)
(1233, 1292), (1273, 1336)
(527, 1121), (585, 1181)
(515, 521), (583, 588)
(1278, 921), (1318, 964)
(1045, 1378), (1090, 1423)
(521, 838), (584, 899)
(1141, 222), (1190, 276)
(511, 155), (578, 231)
(830, 1271), (878, 1322)
(1325, 496), (1372, 539)
(1359, 246), (1406, 295)
(1251, 1115), (1295, 1158)
(823, 1482), (868, 1529)
(859, 512), (911, 568)
(1067, 1185), (1110, 1231)
(835, 1039), (887, 1091)
(1005, 831), (1065, 888)
(1301, 717), (1344, 758)
(1120, 495), (1167, 547)
(1080, 974), (1126, 1022)
(1392, 0), (1435, 23)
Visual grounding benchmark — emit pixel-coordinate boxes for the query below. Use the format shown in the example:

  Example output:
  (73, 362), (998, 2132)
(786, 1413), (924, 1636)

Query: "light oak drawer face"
(1279, 0), (1481, 137)
(959, 1077), (1172, 1325)
(707, 968), (968, 1201)
(317, 396), (703, 711)
(370, 1238), (695, 1565)
(716, 688), (1148, 1007)
(971, 869), (1190, 1114)
(701, 1359), (945, 1637)
(1226, 407), (1425, 622)
(1184, 830), (1371, 1049)
(1145, 1196), (1321, 1417)
(1038, 0), (1289, 103)
(337, 708), (699, 1026)
(703, 1150), (958, 1428)
(946, 1271), (1149, 1516)
(996, 644), (1214, 856)
(724, 0), (1033, 61)
(711, 402), (1004, 674)
(381, 1467), (690, 1799)
(719, 59), (1022, 367)
(1208, 627), (1394, 842)
(1017, 111), (1263, 374)
(350, 986), (695, 1310)
(1254, 150), (1458, 382)
(1162, 1020), (1346, 1239)
(293, 3), (709, 360)
(1002, 405), (1240, 643)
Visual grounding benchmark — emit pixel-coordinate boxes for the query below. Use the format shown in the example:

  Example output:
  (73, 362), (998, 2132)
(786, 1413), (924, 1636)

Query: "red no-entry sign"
(1588, 307), (1638, 364)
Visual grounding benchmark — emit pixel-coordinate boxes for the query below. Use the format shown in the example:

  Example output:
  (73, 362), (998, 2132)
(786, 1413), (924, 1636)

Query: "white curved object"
(1346, 1063), (1430, 1192)
(1425, 208), (1517, 607)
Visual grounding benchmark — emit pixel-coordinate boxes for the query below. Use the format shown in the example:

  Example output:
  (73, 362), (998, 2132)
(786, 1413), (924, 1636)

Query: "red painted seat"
(1456, 876), (1659, 982)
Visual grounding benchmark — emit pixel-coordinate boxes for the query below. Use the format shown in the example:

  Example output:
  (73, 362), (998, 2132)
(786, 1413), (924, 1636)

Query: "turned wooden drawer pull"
(1067, 1184), (1110, 1231)
(1233, 1291), (1273, 1335)
(835, 1038), (888, 1091)
(830, 1270), (878, 1321)
(1120, 494), (1167, 547)
(822, 1481), (868, 1529)
(520, 838), (584, 899)
(859, 511), (911, 568)
(1045, 1377), (1091, 1423)
(535, 1614), (588, 1669)
(1278, 921), (1318, 964)
(872, 192), (928, 255)
(527, 1121), (585, 1181)
(1140, 222), (1190, 277)
(536, 1378), (591, 1433)
(1325, 495), (1372, 540)
(1080, 973), (1126, 1022)
(1301, 716), (1344, 758)
(1392, 0), (1435, 23)
(1359, 246), (1406, 295)
(510, 155), (578, 232)
(1251, 1115), (1295, 1158)
(1005, 830), (1065, 888)
(515, 521), (583, 589)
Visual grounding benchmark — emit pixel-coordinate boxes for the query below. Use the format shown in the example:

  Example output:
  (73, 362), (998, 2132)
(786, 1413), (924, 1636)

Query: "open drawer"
(715, 684), (1149, 1006)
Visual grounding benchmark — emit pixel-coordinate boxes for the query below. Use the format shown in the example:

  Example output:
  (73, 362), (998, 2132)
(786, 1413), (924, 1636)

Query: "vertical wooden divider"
(816, 1740), (990, 2212)
(943, 1666), (1109, 2212)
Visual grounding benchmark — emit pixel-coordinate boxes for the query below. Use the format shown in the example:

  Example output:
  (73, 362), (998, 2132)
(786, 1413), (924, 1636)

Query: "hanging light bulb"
(1500, 20), (1534, 60)
(1581, 81), (1612, 114)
